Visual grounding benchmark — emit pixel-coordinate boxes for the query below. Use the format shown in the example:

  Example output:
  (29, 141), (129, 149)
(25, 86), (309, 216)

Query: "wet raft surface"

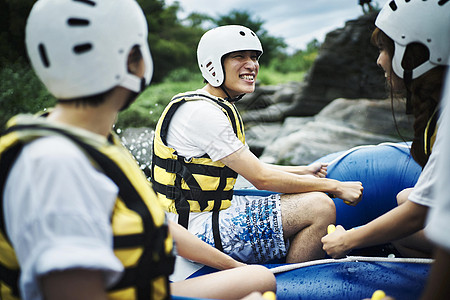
(177, 260), (430, 300)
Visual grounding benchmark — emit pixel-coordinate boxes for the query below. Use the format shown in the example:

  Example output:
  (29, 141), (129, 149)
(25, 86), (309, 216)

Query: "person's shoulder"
(25, 135), (86, 160)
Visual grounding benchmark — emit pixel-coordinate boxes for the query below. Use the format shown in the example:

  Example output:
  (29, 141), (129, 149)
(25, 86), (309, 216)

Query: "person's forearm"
(41, 269), (108, 300)
(221, 147), (344, 196)
(252, 166), (338, 194)
(265, 163), (310, 175)
(345, 201), (427, 250)
(169, 221), (244, 270)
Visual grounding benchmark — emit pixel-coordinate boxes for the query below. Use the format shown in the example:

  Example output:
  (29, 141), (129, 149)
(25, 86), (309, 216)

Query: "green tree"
(0, 0), (35, 66)
(269, 38), (320, 73)
(137, 0), (204, 81)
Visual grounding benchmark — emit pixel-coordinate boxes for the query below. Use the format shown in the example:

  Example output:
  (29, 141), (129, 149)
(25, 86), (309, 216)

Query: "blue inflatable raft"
(173, 143), (431, 300)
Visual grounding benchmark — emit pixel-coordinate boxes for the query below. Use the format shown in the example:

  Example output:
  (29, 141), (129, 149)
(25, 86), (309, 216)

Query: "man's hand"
(334, 181), (363, 206)
(321, 225), (352, 258)
(306, 162), (328, 178)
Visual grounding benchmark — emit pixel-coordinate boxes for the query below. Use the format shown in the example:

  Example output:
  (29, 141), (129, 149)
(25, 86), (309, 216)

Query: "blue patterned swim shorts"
(168, 193), (287, 264)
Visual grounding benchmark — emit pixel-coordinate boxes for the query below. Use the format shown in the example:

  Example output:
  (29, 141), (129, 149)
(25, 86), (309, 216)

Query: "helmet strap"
(403, 70), (413, 115)
(219, 85), (245, 102)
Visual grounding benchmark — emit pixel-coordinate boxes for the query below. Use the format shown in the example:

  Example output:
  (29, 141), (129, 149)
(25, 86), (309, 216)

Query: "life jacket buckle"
(166, 159), (181, 173)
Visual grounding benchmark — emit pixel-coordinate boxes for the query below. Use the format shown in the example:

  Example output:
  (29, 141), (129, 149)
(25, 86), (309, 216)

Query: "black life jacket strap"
(151, 181), (234, 210)
(74, 139), (172, 300)
(0, 263), (20, 297)
(0, 142), (24, 244)
(212, 210), (223, 252)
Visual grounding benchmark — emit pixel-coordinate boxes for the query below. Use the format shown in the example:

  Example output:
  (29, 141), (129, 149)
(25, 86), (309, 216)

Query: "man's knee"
(299, 191), (335, 211)
(287, 192), (335, 220)
(311, 192), (336, 221)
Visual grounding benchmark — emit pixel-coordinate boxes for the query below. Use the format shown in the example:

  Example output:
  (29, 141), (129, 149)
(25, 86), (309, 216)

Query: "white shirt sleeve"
(3, 136), (123, 300)
(425, 71), (450, 252)
(166, 100), (245, 161)
(408, 144), (440, 207)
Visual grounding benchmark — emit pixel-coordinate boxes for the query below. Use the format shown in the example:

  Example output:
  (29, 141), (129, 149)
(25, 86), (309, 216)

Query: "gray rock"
(259, 98), (414, 165)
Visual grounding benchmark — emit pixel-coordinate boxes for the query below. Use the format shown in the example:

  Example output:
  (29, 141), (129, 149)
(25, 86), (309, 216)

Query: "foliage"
(257, 68), (305, 86)
(270, 39), (320, 73)
(141, 0), (205, 81)
(116, 72), (204, 129)
(0, 0), (35, 66)
(0, 59), (55, 130)
(0, 0), (320, 130)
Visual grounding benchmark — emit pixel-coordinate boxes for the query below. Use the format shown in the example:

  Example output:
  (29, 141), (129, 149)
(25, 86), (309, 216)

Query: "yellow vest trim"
(424, 108), (438, 156)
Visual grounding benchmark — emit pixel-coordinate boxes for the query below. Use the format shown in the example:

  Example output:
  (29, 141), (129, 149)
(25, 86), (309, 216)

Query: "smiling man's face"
(222, 50), (260, 98)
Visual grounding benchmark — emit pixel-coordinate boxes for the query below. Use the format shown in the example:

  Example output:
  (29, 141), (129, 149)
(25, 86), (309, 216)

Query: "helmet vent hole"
(73, 43), (93, 54)
(438, 0), (449, 5)
(251, 32), (256, 36)
(72, 0), (96, 6)
(389, 1), (398, 10)
(38, 44), (50, 68)
(67, 18), (90, 26)
(239, 31), (246, 36)
(206, 62), (212, 68)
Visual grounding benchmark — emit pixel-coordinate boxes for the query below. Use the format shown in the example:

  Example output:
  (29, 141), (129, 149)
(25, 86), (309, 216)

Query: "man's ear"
(127, 46), (143, 76)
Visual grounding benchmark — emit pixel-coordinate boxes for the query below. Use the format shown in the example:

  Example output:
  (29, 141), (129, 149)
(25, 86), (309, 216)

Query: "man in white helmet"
(322, 0), (450, 259)
(152, 25), (363, 275)
(0, 1), (277, 299)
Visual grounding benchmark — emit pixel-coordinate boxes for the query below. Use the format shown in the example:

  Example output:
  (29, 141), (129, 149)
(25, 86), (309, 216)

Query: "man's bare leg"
(281, 192), (336, 263)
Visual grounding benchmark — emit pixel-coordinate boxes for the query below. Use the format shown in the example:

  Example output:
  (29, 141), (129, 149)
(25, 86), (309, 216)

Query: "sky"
(165, 0), (389, 53)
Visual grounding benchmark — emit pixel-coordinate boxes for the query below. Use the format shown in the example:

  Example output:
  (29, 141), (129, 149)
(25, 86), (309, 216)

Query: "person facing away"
(151, 24), (363, 278)
(0, 1), (276, 299)
(322, 0), (450, 259)
(421, 58), (450, 300)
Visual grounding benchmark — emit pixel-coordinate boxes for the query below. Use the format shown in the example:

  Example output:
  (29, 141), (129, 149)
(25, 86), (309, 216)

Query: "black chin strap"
(219, 86), (245, 102)
(403, 70), (413, 115)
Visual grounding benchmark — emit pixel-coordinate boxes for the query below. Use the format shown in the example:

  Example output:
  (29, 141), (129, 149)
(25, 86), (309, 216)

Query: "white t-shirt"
(166, 89), (245, 161)
(426, 70), (450, 252)
(408, 137), (441, 207)
(3, 135), (123, 300)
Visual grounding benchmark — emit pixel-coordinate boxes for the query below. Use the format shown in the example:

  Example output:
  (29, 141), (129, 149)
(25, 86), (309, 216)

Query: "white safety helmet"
(375, 0), (450, 80)
(197, 25), (263, 87)
(25, 0), (153, 99)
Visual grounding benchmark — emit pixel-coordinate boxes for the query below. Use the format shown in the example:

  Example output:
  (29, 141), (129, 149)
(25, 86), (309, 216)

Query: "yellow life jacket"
(0, 114), (174, 300)
(151, 91), (245, 224)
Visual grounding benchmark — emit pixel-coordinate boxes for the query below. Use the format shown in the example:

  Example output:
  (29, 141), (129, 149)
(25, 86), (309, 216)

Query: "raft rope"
(269, 256), (433, 274)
